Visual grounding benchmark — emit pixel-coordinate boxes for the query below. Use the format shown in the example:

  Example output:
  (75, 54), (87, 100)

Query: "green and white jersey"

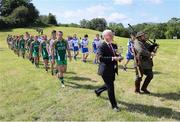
(54, 39), (67, 61)
(31, 41), (40, 54)
(41, 41), (48, 57)
(27, 39), (33, 48)
(19, 39), (25, 50)
(12, 39), (16, 48)
(15, 39), (19, 49)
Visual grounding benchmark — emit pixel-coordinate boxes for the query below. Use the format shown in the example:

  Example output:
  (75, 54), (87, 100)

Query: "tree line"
(79, 18), (180, 39)
(0, 0), (57, 28)
(0, 0), (179, 39)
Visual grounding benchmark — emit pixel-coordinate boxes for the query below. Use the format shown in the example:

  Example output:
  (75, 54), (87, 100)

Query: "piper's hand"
(151, 52), (155, 57)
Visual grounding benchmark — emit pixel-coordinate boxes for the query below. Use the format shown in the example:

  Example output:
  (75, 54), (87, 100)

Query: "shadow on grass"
(0, 48), (5, 51)
(65, 76), (99, 90)
(153, 71), (162, 75)
(66, 81), (100, 90)
(149, 92), (180, 101)
(100, 96), (180, 120)
(118, 65), (134, 70)
(66, 71), (77, 75)
(119, 101), (180, 120)
(67, 76), (98, 82)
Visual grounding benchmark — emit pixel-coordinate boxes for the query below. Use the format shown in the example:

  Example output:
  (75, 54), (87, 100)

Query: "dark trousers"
(142, 69), (153, 89)
(96, 75), (117, 108)
(135, 69), (153, 90)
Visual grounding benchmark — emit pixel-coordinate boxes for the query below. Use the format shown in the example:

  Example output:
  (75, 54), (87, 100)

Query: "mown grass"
(0, 27), (180, 121)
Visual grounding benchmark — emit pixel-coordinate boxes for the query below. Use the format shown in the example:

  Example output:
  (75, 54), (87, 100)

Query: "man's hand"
(112, 56), (123, 61)
(118, 56), (124, 62)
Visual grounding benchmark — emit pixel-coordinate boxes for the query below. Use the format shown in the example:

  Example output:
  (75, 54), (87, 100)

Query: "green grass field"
(0, 27), (180, 121)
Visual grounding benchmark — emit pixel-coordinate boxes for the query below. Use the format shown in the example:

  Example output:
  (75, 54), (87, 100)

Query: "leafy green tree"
(165, 21), (180, 39)
(8, 6), (29, 27)
(39, 15), (49, 24)
(80, 19), (89, 28)
(0, 0), (31, 16)
(0, 0), (39, 28)
(90, 18), (107, 31)
(108, 22), (128, 37)
(47, 13), (57, 25)
(26, 2), (39, 24)
(69, 23), (80, 27)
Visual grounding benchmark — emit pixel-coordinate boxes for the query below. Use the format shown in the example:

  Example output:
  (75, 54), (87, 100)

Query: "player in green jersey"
(27, 35), (34, 62)
(15, 36), (20, 56)
(40, 35), (49, 72)
(24, 32), (30, 58)
(19, 35), (26, 58)
(52, 31), (72, 87)
(11, 35), (16, 51)
(30, 36), (40, 68)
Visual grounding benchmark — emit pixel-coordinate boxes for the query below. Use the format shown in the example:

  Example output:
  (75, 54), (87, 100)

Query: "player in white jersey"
(47, 30), (57, 75)
(92, 34), (102, 64)
(81, 34), (89, 62)
(67, 36), (73, 50)
(38, 35), (43, 43)
(71, 34), (79, 60)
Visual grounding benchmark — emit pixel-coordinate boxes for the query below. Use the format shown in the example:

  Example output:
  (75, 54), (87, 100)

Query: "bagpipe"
(145, 38), (159, 54)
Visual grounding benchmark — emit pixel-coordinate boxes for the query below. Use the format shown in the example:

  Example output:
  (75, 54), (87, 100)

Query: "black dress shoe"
(123, 66), (127, 71)
(112, 106), (120, 112)
(94, 90), (100, 97)
(141, 89), (151, 94)
(135, 90), (141, 94)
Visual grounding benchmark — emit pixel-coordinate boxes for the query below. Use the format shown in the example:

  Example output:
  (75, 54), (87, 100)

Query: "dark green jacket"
(134, 40), (153, 69)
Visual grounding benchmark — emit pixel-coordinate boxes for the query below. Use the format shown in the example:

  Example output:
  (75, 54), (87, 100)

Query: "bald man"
(95, 30), (122, 112)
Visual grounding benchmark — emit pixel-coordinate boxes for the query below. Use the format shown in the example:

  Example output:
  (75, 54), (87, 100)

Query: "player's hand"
(52, 59), (55, 64)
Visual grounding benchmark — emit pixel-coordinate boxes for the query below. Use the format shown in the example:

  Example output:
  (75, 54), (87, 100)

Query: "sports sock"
(59, 77), (64, 84)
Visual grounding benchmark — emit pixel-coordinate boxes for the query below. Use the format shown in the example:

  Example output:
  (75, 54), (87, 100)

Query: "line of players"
(6, 30), (103, 87)
(7, 31), (135, 72)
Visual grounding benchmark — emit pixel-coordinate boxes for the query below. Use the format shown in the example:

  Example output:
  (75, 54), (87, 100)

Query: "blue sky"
(32, 0), (180, 26)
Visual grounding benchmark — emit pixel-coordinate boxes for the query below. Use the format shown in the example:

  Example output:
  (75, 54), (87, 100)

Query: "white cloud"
(61, 4), (129, 23)
(86, 5), (107, 15)
(113, 0), (133, 5)
(62, 5), (108, 22)
(107, 12), (127, 22)
(112, 0), (162, 5)
(144, 0), (162, 4)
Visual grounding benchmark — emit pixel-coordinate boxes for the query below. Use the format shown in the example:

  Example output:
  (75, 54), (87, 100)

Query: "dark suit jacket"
(97, 42), (118, 77)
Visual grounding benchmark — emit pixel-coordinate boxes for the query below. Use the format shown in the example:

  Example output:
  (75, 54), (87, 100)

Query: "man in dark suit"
(94, 30), (123, 112)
